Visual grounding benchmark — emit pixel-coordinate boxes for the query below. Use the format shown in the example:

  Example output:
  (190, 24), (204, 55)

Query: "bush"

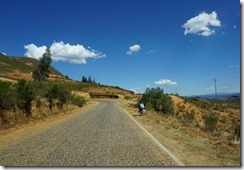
(0, 81), (16, 110)
(45, 84), (60, 102)
(141, 87), (174, 115)
(234, 124), (240, 141)
(58, 89), (71, 104)
(124, 96), (131, 100)
(16, 80), (36, 115)
(46, 84), (71, 109)
(204, 113), (218, 132)
(145, 102), (154, 111)
(182, 112), (194, 124)
(161, 94), (174, 114)
(71, 95), (86, 108)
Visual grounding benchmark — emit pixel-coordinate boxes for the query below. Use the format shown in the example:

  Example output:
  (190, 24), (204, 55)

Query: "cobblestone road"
(0, 100), (178, 166)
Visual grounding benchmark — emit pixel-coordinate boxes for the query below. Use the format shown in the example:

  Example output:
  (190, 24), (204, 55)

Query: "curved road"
(0, 100), (178, 166)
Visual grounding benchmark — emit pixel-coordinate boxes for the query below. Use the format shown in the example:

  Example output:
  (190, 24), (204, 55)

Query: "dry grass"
(120, 97), (240, 166)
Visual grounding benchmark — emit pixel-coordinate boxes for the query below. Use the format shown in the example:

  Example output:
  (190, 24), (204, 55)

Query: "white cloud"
(155, 79), (177, 86)
(147, 50), (154, 54)
(127, 44), (141, 55)
(24, 41), (106, 64)
(1, 52), (6, 55)
(206, 86), (214, 91)
(24, 44), (47, 59)
(182, 11), (221, 36)
(229, 65), (239, 68)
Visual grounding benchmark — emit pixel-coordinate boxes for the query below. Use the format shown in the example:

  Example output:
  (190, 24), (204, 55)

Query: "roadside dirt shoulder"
(0, 101), (98, 149)
(119, 99), (240, 166)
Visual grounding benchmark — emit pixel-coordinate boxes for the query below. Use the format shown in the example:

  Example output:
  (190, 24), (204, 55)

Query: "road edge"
(120, 107), (185, 166)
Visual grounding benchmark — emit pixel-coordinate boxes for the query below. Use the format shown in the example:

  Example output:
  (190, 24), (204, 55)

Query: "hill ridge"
(0, 53), (63, 80)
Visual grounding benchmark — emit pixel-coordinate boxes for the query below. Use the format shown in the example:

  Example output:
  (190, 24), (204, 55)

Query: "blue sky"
(0, 0), (241, 96)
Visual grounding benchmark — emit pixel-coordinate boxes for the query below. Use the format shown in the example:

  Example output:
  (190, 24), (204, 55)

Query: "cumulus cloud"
(24, 41), (106, 64)
(127, 44), (141, 55)
(155, 79), (177, 86)
(182, 11), (221, 36)
(24, 44), (47, 59)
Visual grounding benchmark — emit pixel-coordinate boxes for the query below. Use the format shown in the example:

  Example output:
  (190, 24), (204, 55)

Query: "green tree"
(0, 81), (16, 111)
(141, 87), (174, 115)
(82, 76), (87, 82)
(162, 94), (174, 114)
(88, 76), (92, 83)
(33, 48), (52, 82)
(16, 80), (36, 115)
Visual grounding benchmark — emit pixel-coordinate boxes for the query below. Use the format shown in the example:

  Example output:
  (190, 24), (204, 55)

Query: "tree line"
(81, 75), (98, 84)
(0, 49), (87, 124)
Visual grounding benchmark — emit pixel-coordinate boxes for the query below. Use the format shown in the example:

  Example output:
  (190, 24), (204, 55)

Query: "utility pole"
(212, 78), (218, 101)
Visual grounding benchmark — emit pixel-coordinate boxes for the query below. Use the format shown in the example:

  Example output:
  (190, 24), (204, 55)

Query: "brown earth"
(2, 69), (65, 81)
(120, 98), (240, 166)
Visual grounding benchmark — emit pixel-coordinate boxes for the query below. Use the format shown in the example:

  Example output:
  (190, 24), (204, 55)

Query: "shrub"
(182, 112), (194, 123)
(71, 95), (86, 108)
(16, 80), (36, 115)
(0, 81), (16, 110)
(58, 89), (70, 104)
(141, 87), (174, 115)
(145, 102), (154, 111)
(46, 84), (71, 109)
(45, 84), (60, 102)
(234, 124), (240, 141)
(58, 89), (71, 108)
(161, 94), (174, 114)
(204, 113), (218, 132)
(124, 96), (131, 100)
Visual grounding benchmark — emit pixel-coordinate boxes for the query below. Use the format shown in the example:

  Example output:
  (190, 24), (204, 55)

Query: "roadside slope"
(120, 99), (240, 166)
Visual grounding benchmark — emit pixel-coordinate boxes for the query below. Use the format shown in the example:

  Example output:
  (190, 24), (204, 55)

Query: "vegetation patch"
(141, 87), (174, 115)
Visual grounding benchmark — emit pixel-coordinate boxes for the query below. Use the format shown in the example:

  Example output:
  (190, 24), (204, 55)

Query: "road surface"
(0, 100), (179, 166)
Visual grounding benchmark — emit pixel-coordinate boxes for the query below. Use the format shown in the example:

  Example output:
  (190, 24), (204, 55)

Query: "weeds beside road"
(120, 99), (240, 166)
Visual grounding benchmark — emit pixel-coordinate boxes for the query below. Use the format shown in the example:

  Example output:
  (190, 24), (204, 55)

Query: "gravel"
(0, 100), (178, 167)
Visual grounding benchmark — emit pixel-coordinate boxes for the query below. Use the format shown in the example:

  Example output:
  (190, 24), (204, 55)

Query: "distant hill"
(0, 53), (135, 97)
(190, 93), (240, 99)
(0, 53), (63, 80)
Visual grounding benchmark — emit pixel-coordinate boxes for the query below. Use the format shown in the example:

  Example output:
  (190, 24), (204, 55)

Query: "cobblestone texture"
(0, 100), (178, 167)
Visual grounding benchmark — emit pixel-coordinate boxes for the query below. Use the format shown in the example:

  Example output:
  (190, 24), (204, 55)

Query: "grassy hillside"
(0, 53), (134, 97)
(45, 80), (135, 98)
(0, 53), (63, 80)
